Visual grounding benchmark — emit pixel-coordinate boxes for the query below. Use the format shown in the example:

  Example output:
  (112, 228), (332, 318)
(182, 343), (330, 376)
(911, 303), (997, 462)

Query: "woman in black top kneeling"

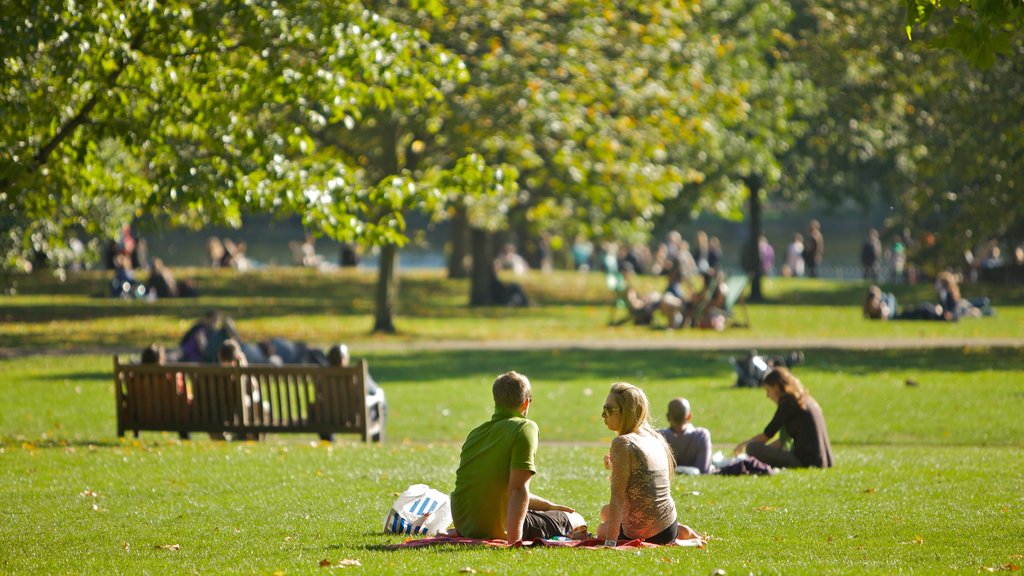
(735, 367), (834, 468)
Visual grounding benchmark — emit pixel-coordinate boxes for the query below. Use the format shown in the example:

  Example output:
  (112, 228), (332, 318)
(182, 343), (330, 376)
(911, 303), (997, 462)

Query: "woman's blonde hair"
(937, 270), (961, 302)
(762, 367), (808, 409)
(608, 382), (675, 468)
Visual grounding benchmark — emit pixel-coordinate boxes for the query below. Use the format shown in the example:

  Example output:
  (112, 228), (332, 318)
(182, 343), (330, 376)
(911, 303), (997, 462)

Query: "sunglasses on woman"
(601, 404), (621, 418)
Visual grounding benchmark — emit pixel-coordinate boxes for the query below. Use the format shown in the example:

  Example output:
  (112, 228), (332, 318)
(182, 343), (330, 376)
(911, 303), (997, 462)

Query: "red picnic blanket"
(388, 527), (705, 550)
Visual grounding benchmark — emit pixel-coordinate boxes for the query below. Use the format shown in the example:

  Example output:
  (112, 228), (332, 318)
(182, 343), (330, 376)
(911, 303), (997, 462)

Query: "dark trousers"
(522, 510), (574, 540)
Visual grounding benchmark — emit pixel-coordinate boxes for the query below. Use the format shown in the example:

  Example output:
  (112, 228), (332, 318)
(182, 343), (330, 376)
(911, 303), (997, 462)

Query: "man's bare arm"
(505, 469), (532, 543)
(528, 494), (574, 512)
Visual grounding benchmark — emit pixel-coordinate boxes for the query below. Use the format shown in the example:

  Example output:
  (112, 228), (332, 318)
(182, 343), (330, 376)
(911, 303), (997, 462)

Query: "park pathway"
(2, 336), (1022, 360)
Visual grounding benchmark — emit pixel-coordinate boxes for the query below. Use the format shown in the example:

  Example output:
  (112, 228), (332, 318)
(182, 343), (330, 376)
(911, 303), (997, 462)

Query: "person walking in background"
(758, 235), (775, 277)
(597, 382), (679, 545)
(803, 220), (824, 278)
(861, 228), (882, 280)
(659, 397), (713, 475)
(784, 232), (805, 277)
(734, 367), (833, 469)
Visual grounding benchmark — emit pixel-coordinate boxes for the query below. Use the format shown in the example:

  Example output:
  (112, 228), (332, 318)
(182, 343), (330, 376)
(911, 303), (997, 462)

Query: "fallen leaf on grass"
(981, 565), (1020, 572)
(459, 568), (477, 574)
(122, 542), (130, 552)
(753, 506), (778, 512)
(913, 535), (924, 545)
(863, 488), (877, 494)
(320, 559), (361, 568)
(79, 490), (98, 498)
(154, 544), (180, 551)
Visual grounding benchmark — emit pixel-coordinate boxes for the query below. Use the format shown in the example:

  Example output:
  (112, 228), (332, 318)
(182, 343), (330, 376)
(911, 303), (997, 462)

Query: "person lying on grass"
(450, 371), (586, 542)
(734, 367), (834, 468)
(597, 382), (680, 545)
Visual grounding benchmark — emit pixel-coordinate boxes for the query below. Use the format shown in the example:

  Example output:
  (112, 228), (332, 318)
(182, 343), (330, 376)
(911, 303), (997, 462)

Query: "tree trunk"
(746, 175), (764, 302)
(372, 117), (402, 333)
(447, 207), (469, 279)
(469, 227), (498, 306)
(373, 243), (399, 333)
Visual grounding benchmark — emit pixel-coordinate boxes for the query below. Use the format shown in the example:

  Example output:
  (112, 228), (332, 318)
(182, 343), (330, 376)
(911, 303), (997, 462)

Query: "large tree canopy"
(0, 0), (465, 275)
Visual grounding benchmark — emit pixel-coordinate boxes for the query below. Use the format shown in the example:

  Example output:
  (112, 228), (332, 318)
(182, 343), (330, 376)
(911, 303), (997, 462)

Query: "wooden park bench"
(114, 356), (382, 442)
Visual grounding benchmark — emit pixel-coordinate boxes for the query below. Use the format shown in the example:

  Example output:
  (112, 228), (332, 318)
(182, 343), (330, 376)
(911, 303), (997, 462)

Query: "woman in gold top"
(596, 382), (678, 544)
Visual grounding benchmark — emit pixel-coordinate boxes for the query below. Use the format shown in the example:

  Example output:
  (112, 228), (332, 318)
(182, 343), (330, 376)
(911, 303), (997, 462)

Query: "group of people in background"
(863, 270), (993, 322)
(206, 236), (252, 270)
(107, 226), (199, 299)
(449, 367), (831, 544)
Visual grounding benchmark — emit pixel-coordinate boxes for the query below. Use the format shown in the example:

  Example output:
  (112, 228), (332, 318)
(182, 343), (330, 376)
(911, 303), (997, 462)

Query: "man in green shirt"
(451, 371), (585, 542)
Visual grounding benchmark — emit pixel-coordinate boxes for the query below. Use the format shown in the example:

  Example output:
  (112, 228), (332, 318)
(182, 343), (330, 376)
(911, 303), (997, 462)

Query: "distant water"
(137, 208), (890, 276)
(139, 216), (446, 270)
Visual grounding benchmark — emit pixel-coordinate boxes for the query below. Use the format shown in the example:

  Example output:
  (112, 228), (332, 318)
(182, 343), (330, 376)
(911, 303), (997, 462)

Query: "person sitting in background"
(489, 264), (529, 307)
(179, 311), (219, 362)
(325, 344), (386, 441)
(111, 253), (144, 298)
(495, 243), (529, 275)
(892, 271), (961, 321)
(659, 398), (713, 475)
(686, 271), (728, 330)
(657, 262), (688, 329)
(934, 271), (961, 321)
(203, 316), (241, 362)
(217, 339), (265, 440)
(613, 263), (661, 326)
(207, 237), (225, 267)
(141, 343), (191, 440)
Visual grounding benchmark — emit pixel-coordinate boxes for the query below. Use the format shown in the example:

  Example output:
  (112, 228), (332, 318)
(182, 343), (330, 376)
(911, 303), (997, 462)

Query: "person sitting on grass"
(616, 263), (661, 326)
(659, 397), (713, 475)
(597, 382), (679, 545)
(734, 367), (833, 469)
(450, 371), (586, 542)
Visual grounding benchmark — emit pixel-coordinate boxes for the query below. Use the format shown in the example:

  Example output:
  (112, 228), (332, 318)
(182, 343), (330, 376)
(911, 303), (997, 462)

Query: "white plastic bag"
(383, 484), (452, 536)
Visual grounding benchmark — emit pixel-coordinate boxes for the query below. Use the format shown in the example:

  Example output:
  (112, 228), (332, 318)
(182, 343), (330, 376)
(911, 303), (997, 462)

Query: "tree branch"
(29, 28), (148, 172)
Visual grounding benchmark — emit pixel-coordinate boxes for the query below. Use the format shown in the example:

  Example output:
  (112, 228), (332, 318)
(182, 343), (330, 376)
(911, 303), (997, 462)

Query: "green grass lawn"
(2, 268), (1023, 352)
(2, 348), (1022, 575)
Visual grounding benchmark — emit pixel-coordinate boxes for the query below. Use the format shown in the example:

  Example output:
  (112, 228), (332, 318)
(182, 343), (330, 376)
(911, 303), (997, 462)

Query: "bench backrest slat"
(114, 356), (373, 440)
